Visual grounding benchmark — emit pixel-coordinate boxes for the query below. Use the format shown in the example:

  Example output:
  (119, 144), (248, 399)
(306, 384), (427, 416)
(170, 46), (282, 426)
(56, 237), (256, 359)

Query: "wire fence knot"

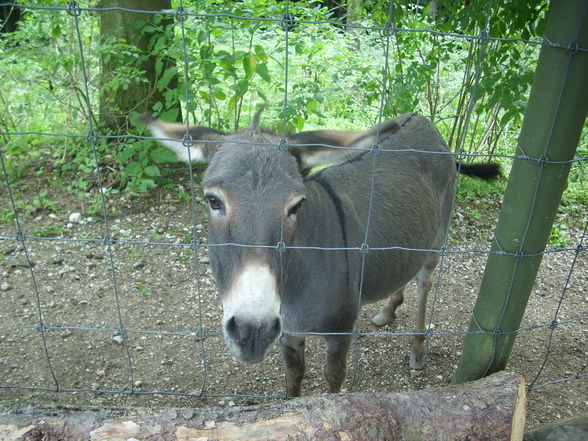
(359, 242), (369, 254)
(182, 133), (194, 148)
(370, 143), (382, 157)
(383, 20), (395, 36)
(278, 138), (289, 152)
(103, 235), (116, 247)
(275, 241), (286, 254)
(438, 245), (448, 257)
(538, 154), (549, 167)
(86, 129), (98, 145)
(15, 231), (25, 243)
(281, 12), (296, 32)
(36, 322), (47, 334)
(492, 328), (503, 338)
(567, 40), (579, 55)
(194, 328), (206, 340)
(175, 6), (189, 23)
(67, 1), (82, 17)
(456, 148), (468, 162)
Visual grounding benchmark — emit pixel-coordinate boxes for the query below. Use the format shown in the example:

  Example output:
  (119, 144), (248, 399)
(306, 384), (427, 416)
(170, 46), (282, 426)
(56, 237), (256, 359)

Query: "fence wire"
(0, 0), (587, 406)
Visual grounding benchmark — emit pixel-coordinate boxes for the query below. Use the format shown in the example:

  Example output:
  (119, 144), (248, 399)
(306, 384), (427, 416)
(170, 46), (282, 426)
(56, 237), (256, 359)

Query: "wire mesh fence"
(0, 0), (586, 425)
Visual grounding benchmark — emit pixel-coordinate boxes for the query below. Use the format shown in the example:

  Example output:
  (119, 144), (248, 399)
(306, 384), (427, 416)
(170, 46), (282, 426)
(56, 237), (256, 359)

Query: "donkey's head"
(202, 128), (305, 363)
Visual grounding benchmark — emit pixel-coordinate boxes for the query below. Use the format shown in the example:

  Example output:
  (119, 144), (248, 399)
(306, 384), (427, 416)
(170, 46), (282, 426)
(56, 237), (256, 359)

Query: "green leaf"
(140, 178), (157, 191)
(213, 89), (227, 100)
(235, 78), (249, 97)
(150, 147), (179, 163)
(124, 161), (142, 177)
(118, 145), (138, 162)
(157, 66), (178, 90)
(243, 54), (257, 79)
(143, 165), (161, 177)
(256, 63), (271, 83)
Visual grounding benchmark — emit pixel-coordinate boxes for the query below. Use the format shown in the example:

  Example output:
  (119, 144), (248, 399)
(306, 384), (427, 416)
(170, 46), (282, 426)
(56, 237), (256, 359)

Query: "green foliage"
(0, 0), (584, 224)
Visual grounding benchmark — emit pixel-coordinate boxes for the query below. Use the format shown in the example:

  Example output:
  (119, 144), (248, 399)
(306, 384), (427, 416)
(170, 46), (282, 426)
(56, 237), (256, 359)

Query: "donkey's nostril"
(265, 317), (282, 342)
(226, 316), (243, 345)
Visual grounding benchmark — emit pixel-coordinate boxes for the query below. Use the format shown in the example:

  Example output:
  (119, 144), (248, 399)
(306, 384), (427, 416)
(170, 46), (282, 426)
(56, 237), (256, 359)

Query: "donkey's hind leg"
(371, 287), (405, 327)
(410, 255), (439, 370)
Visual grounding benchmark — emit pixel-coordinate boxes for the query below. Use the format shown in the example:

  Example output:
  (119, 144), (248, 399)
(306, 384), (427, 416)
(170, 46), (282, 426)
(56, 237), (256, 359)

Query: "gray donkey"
(143, 112), (499, 396)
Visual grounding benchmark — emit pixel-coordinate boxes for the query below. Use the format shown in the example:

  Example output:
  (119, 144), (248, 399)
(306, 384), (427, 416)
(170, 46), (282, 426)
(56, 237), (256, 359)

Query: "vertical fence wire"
(68, 0), (136, 392)
(348, 0), (396, 392)
(175, 0), (209, 398)
(416, 0), (495, 388)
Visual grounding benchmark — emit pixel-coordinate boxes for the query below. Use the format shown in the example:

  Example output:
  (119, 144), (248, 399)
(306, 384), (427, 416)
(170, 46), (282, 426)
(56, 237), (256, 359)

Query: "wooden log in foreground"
(0, 372), (525, 441)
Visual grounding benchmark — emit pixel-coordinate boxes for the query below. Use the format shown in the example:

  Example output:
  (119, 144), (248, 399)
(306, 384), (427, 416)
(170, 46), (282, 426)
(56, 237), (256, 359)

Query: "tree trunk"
(99, 0), (179, 133)
(0, 5), (22, 33)
(0, 372), (526, 441)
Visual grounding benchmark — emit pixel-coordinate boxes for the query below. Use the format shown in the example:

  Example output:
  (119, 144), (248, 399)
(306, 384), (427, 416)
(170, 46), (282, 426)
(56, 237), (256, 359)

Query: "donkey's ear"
(288, 118), (401, 170)
(139, 113), (226, 164)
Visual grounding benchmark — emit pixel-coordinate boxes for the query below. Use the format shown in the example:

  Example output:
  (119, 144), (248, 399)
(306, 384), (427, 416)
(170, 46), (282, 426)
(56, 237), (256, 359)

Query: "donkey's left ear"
(139, 113), (227, 164)
(288, 118), (401, 170)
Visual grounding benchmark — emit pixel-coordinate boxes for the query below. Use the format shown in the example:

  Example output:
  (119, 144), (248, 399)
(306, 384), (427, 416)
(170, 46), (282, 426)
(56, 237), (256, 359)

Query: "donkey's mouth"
(223, 315), (282, 364)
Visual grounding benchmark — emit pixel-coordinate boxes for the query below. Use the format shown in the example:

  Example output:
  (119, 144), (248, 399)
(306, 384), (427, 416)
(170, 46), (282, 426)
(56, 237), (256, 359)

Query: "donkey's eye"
(287, 198), (305, 218)
(205, 195), (223, 211)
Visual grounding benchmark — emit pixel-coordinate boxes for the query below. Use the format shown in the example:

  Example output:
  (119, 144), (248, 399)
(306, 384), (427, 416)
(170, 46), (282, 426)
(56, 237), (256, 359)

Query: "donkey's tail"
(457, 162), (501, 180)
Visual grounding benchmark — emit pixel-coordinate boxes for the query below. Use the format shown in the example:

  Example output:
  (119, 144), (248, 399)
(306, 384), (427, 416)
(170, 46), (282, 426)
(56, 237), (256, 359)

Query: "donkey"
(145, 111), (499, 396)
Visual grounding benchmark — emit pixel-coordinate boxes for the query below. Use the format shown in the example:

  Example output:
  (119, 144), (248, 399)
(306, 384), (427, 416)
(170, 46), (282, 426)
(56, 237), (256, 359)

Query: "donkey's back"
(308, 113), (455, 304)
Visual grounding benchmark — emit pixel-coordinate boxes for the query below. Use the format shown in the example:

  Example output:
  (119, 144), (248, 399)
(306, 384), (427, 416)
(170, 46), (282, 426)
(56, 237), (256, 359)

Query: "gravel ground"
(0, 171), (586, 431)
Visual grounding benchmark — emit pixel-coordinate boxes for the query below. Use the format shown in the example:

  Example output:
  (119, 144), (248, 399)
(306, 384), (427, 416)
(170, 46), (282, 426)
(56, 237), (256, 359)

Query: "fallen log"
(524, 413), (588, 441)
(0, 372), (525, 441)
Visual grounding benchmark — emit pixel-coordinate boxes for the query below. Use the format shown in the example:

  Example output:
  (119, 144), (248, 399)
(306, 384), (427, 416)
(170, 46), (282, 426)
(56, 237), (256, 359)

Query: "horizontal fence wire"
(0, 0), (586, 404)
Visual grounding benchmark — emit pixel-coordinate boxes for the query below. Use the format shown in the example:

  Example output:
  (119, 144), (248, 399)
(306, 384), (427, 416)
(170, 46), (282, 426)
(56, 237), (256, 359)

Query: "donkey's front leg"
(324, 334), (352, 393)
(280, 335), (306, 397)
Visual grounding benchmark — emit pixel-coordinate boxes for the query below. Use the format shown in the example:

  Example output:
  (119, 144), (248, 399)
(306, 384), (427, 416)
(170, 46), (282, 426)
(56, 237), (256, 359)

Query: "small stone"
(134, 380), (143, 388)
(96, 369), (106, 376)
(180, 409), (194, 420)
(3, 247), (16, 255)
(0, 283), (11, 292)
(69, 212), (82, 223)
(132, 260), (145, 270)
(112, 335), (124, 345)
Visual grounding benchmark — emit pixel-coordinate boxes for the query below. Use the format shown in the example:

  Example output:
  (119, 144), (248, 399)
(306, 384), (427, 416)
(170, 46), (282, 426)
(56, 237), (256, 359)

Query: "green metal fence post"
(454, 0), (588, 384)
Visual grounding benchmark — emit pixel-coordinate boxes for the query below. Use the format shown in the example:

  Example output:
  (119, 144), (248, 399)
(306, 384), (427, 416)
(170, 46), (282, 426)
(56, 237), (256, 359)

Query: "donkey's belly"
(359, 249), (432, 303)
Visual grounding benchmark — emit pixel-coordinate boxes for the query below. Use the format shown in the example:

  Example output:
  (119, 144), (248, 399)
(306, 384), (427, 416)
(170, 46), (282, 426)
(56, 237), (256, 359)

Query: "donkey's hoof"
(409, 352), (426, 370)
(371, 311), (395, 327)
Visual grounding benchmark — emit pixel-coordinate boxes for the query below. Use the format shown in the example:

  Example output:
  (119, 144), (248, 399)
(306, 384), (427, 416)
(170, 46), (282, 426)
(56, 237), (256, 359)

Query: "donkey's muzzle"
(224, 315), (282, 363)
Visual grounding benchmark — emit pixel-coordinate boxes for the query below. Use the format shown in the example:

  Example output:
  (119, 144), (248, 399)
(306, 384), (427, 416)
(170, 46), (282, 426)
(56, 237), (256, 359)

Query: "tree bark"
(0, 372), (525, 441)
(99, 0), (179, 133)
(524, 413), (588, 441)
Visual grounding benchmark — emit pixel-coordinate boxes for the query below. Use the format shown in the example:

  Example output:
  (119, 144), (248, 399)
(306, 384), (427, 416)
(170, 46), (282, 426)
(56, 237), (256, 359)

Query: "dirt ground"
(0, 166), (586, 432)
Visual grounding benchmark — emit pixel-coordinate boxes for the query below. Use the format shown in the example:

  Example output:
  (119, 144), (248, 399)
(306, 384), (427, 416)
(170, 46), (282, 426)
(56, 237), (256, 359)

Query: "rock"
(69, 212), (82, 223)
(112, 335), (124, 345)
(0, 282), (12, 292)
